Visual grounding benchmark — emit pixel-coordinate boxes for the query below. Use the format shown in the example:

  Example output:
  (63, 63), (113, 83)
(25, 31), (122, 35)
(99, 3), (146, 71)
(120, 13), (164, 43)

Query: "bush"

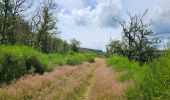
(0, 45), (51, 83)
(66, 53), (84, 65)
(127, 51), (170, 100)
(83, 53), (95, 63)
(107, 55), (140, 82)
(48, 53), (66, 66)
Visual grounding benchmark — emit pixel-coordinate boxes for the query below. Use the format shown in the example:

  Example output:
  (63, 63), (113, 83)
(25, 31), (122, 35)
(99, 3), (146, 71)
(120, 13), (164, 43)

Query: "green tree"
(106, 40), (126, 57)
(34, 0), (58, 53)
(0, 0), (32, 44)
(113, 10), (160, 65)
(70, 38), (80, 52)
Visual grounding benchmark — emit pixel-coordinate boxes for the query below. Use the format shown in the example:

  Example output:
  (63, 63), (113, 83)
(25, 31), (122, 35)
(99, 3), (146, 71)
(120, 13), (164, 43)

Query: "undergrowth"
(107, 52), (170, 100)
(0, 45), (95, 83)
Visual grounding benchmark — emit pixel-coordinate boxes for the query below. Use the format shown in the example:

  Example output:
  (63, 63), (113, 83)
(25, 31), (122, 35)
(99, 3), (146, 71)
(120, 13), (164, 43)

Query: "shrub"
(66, 53), (84, 65)
(0, 45), (50, 83)
(48, 53), (66, 66)
(83, 53), (95, 63)
(107, 55), (140, 82)
(127, 51), (170, 100)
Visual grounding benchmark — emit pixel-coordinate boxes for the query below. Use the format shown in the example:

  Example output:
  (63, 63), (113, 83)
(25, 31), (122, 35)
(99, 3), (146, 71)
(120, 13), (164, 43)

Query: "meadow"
(0, 45), (95, 84)
(107, 51), (170, 100)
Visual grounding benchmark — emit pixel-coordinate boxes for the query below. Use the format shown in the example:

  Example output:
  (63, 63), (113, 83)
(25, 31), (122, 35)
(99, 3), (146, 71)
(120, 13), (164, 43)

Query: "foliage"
(0, 0), (32, 44)
(33, 0), (59, 53)
(66, 53), (84, 65)
(70, 38), (80, 52)
(107, 55), (140, 82)
(127, 50), (170, 100)
(0, 45), (51, 83)
(106, 40), (126, 57)
(48, 53), (66, 66)
(83, 53), (95, 63)
(0, 0), (69, 54)
(107, 52), (170, 100)
(66, 52), (95, 65)
(108, 11), (160, 65)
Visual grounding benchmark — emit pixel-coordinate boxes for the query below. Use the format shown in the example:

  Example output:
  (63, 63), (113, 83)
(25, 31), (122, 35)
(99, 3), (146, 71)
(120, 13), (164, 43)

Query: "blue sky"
(33, 0), (170, 51)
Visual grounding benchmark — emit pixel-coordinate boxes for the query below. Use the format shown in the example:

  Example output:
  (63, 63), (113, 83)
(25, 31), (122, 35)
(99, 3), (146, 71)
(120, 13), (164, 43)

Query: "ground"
(0, 58), (130, 100)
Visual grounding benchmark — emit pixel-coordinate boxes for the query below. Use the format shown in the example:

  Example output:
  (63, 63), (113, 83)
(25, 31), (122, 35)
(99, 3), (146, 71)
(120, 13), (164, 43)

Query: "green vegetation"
(0, 0), (96, 84)
(0, 45), (95, 83)
(0, 0), (169, 99)
(106, 11), (160, 65)
(66, 52), (95, 66)
(66, 53), (84, 65)
(127, 51), (170, 100)
(107, 55), (140, 82)
(48, 53), (66, 66)
(106, 10), (170, 99)
(107, 52), (170, 100)
(0, 45), (50, 83)
(83, 53), (95, 63)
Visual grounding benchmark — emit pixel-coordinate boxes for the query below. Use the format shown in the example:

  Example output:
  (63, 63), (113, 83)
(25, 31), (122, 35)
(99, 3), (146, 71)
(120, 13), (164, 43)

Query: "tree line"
(0, 0), (80, 54)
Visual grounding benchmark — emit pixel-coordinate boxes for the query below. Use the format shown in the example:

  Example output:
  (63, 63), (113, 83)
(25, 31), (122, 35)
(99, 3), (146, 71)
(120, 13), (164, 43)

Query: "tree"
(0, 0), (32, 44)
(9, 0), (32, 44)
(113, 10), (160, 65)
(106, 40), (126, 57)
(0, 0), (10, 44)
(70, 38), (80, 52)
(33, 0), (58, 53)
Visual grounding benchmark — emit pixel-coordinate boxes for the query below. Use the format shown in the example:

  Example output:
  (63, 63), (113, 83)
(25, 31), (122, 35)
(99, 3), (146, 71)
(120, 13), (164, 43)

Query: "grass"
(83, 53), (95, 63)
(48, 53), (66, 66)
(64, 68), (95, 100)
(127, 51), (170, 100)
(0, 60), (96, 100)
(107, 55), (140, 82)
(66, 52), (95, 66)
(107, 52), (170, 100)
(0, 45), (95, 83)
(66, 53), (84, 65)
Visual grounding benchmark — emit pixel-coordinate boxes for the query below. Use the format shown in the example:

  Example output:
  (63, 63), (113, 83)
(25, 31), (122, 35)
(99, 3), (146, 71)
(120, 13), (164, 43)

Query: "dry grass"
(0, 62), (97, 100)
(0, 59), (130, 100)
(89, 59), (130, 100)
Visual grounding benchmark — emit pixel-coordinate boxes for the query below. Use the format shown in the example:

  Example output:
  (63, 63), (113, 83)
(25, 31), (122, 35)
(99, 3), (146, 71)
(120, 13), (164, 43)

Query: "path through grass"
(0, 58), (129, 100)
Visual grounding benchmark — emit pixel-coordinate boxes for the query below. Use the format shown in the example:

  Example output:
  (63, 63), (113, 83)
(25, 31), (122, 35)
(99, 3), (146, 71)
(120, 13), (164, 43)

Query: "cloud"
(57, 0), (122, 28)
(151, 2), (170, 34)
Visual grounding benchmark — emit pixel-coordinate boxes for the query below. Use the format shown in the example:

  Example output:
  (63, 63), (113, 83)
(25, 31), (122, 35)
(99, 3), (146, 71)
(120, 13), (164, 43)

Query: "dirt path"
(89, 59), (129, 100)
(0, 58), (129, 100)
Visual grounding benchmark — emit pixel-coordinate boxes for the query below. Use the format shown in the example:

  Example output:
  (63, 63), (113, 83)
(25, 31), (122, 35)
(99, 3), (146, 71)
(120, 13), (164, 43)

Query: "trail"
(89, 59), (129, 100)
(0, 58), (130, 100)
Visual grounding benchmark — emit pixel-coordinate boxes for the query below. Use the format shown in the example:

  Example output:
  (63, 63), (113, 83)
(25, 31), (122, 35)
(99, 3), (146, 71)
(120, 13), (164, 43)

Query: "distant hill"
(79, 47), (105, 57)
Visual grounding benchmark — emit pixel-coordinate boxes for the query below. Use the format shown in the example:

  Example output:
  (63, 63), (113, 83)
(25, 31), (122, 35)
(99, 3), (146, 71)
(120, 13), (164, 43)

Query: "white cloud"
(57, 0), (84, 10)
(57, 0), (122, 28)
(56, 0), (123, 51)
(151, 2), (170, 34)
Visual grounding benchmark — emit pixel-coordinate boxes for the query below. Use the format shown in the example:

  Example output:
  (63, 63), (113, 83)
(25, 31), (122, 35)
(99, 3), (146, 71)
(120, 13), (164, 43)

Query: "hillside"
(79, 48), (105, 57)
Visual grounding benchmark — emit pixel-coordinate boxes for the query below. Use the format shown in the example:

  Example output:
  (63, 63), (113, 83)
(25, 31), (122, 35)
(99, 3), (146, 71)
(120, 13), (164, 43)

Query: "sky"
(33, 0), (170, 51)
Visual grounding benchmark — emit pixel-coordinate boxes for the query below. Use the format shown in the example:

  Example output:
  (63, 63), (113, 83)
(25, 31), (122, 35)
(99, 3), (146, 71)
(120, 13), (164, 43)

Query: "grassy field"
(0, 45), (169, 100)
(107, 52), (170, 100)
(0, 45), (95, 84)
(0, 58), (129, 100)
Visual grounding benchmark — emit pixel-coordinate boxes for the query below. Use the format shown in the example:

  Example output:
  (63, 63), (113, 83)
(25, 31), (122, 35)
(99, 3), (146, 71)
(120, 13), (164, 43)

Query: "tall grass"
(66, 53), (84, 65)
(0, 45), (95, 83)
(48, 53), (66, 66)
(66, 52), (95, 66)
(127, 51), (170, 100)
(107, 55), (140, 82)
(83, 53), (95, 63)
(107, 52), (170, 100)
